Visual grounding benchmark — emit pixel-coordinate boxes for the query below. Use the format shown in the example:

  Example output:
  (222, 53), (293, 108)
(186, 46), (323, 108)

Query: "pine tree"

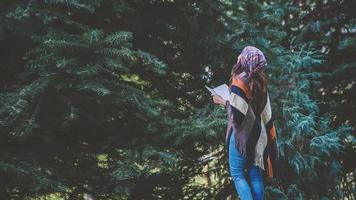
(0, 0), (353, 199)
(286, 0), (356, 198)
(0, 1), (172, 199)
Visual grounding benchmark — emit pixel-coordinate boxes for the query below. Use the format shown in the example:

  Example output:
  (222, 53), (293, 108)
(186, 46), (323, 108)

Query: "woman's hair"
(230, 62), (268, 115)
(248, 70), (267, 115)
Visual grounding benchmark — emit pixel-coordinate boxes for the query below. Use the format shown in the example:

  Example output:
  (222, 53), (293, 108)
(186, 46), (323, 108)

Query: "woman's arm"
(228, 84), (249, 125)
(211, 83), (248, 123)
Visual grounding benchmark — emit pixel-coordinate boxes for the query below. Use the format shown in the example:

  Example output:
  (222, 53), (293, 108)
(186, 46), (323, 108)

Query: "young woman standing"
(212, 46), (279, 200)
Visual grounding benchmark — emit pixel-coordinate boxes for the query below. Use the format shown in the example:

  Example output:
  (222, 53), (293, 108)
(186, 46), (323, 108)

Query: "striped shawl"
(225, 77), (278, 178)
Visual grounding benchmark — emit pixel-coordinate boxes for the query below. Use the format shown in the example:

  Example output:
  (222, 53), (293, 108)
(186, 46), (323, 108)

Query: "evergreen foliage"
(287, 0), (356, 197)
(0, 0), (354, 199)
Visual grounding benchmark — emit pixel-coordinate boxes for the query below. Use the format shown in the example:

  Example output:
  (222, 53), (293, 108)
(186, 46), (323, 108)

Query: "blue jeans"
(229, 132), (264, 200)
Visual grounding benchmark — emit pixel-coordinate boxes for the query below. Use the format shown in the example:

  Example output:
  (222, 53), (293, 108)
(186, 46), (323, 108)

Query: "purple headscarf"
(233, 46), (267, 82)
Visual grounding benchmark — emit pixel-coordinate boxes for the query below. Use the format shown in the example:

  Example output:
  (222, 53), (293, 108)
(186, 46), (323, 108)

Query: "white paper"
(205, 84), (230, 101)
(204, 85), (217, 95)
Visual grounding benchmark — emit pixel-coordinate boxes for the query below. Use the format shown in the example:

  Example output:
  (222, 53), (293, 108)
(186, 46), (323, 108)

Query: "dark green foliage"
(0, 1), (171, 199)
(289, 0), (356, 198)
(0, 0), (354, 199)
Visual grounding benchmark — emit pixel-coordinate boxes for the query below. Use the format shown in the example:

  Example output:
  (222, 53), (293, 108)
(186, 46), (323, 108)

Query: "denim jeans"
(229, 131), (264, 200)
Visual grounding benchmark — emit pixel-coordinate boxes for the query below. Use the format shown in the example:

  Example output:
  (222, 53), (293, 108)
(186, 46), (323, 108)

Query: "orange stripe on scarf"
(269, 126), (276, 140)
(231, 77), (250, 98)
(267, 156), (273, 178)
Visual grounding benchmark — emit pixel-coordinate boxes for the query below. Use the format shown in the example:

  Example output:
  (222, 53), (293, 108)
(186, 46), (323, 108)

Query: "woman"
(212, 46), (278, 200)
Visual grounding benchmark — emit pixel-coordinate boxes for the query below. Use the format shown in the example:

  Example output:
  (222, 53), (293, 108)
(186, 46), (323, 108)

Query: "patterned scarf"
(233, 46), (267, 82)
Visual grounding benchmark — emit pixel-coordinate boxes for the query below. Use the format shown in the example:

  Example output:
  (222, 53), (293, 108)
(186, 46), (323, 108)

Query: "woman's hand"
(212, 95), (226, 106)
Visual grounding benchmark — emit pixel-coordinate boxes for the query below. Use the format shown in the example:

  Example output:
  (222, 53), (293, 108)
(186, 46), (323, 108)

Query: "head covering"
(232, 46), (267, 82)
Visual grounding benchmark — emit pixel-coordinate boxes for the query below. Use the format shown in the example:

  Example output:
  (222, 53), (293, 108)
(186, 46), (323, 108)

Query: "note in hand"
(205, 84), (230, 101)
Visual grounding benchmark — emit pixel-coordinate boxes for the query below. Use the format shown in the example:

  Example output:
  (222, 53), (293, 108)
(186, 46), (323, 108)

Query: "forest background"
(0, 0), (355, 199)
